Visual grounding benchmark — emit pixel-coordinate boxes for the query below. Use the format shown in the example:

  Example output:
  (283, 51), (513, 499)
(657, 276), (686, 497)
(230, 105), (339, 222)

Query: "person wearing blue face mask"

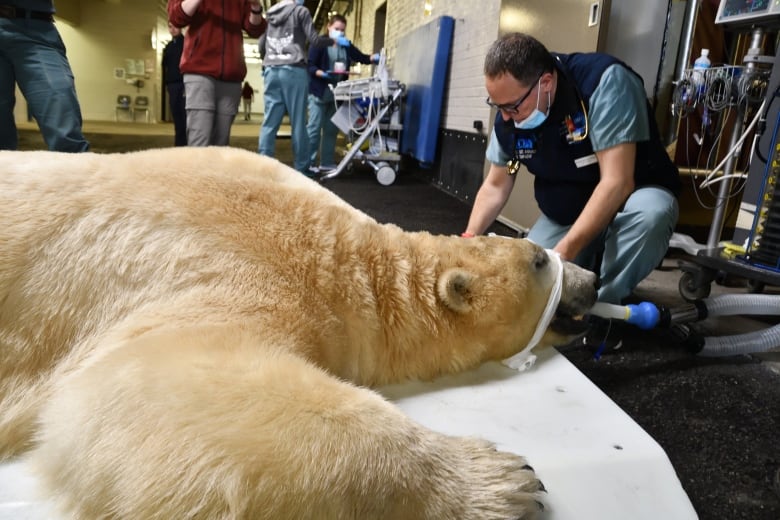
(464, 33), (680, 316)
(306, 14), (380, 173)
(258, 0), (347, 176)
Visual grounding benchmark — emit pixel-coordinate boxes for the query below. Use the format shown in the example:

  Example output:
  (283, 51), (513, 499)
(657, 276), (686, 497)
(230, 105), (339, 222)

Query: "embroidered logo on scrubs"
(507, 135), (536, 175)
(561, 110), (587, 144)
(513, 135), (536, 160)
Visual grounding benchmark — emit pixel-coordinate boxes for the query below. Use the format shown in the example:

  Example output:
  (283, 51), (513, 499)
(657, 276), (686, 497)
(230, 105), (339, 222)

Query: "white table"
(0, 349), (697, 519)
(381, 349), (698, 519)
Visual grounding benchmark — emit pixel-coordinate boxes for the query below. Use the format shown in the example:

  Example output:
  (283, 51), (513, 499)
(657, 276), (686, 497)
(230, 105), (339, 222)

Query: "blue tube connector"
(589, 301), (661, 330)
(624, 302), (661, 330)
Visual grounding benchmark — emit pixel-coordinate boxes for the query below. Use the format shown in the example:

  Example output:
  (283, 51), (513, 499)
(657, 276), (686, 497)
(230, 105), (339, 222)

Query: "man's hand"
(464, 162), (516, 238)
(180, 0), (203, 16)
(554, 142), (636, 261)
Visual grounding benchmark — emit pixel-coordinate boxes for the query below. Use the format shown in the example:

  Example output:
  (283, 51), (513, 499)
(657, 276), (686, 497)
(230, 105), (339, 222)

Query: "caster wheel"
(679, 271), (711, 301)
(375, 162), (396, 186)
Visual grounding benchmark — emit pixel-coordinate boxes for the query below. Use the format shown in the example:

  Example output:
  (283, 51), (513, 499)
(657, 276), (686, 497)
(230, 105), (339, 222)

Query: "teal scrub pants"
(527, 186), (679, 304)
(258, 65), (310, 173)
(307, 91), (338, 168)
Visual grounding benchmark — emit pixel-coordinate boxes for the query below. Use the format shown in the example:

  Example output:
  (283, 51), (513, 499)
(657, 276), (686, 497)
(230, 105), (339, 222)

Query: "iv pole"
(706, 27), (764, 249)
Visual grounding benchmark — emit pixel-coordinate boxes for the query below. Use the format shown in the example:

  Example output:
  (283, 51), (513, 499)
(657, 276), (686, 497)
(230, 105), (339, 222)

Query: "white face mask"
(329, 29), (344, 39)
(514, 80), (550, 130)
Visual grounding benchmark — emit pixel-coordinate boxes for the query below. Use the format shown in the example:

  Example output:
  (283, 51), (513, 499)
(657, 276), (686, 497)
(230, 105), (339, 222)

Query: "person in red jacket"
(168, 0), (266, 146)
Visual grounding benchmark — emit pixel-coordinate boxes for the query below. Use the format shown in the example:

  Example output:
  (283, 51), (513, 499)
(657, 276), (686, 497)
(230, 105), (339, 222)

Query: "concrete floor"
(14, 120), (780, 519)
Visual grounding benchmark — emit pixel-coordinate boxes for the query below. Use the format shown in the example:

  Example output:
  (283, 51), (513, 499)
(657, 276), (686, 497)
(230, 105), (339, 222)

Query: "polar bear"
(0, 147), (597, 519)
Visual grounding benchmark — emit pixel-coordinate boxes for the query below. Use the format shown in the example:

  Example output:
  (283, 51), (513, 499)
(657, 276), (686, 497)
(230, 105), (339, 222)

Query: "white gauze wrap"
(502, 248), (563, 371)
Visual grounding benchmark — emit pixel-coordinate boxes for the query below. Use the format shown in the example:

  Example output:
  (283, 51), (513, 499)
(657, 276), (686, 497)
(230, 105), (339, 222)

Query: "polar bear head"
(427, 235), (597, 365)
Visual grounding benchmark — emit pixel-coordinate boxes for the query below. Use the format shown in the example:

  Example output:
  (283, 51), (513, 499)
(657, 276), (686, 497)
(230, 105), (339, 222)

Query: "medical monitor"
(715, 0), (780, 26)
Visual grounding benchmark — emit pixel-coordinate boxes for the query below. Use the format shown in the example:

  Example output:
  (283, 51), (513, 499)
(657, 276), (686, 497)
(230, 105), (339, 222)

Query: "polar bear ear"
(437, 268), (475, 313)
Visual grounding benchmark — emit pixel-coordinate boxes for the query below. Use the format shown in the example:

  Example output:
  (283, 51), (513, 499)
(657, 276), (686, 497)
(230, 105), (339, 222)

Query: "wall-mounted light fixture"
(423, 1), (433, 16)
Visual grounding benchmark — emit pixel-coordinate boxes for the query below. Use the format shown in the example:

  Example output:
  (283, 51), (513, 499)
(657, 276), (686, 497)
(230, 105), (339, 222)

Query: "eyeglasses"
(485, 72), (543, 115)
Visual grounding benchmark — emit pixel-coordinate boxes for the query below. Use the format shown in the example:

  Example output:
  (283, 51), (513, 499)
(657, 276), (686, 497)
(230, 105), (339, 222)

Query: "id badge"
(574, 154), (598, 168)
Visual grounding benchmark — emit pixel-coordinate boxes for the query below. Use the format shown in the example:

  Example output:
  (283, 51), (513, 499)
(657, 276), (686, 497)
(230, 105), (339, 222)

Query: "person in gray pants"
(168, 0), (267, 147)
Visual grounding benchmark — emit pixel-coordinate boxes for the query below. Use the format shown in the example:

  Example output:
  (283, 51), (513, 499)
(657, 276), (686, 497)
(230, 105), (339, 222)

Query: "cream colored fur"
(0, 147), (597, 519)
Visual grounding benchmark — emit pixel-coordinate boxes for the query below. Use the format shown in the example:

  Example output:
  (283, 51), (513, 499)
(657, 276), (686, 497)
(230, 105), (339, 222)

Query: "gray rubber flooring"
(16, 124), (780, 519)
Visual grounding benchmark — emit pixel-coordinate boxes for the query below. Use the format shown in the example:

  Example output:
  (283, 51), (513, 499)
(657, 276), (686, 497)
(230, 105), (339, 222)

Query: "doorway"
(373, 2), (386, 54)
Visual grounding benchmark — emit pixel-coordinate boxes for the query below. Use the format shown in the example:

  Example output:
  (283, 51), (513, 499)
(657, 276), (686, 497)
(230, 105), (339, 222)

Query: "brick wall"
(344, 0), (500, 133)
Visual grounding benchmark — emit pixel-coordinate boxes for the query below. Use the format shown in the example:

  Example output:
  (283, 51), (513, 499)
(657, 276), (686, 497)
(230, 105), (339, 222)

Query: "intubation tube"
(589, 294), (780, 357)
(698, 294), (780, 357)
(589, 301), (660, 330)
(701, 294), (780, 317)
(700, 323), (780, 357)
(665, 301), (708, 327)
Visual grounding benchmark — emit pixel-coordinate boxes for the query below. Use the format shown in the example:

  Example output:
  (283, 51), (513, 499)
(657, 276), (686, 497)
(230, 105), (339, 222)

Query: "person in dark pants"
(241, 81), (254, 120)
(0, 0), (89, 152)
(162, 21), (186, 146)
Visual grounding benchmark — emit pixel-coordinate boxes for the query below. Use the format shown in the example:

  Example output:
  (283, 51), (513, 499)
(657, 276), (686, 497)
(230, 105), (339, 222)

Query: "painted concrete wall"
(11, 0), (265, 125)
(12, 1), (161, 123)
(60, 3), (160, 122)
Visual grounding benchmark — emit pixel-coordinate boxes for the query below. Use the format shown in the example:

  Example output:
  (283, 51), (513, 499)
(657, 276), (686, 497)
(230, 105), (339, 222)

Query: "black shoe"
(581, 317), (624, 359)
(304, 166), (319, 178)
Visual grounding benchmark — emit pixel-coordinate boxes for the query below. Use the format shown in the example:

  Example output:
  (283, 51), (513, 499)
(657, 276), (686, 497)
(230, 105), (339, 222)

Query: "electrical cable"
(699, 129), (760, 189)
(684, 107), (722, 211)
(704, 74), (731, 112)
(699, 173), (747, 187)
(699, 97), (767, 187)
(753, 86), (780, 164)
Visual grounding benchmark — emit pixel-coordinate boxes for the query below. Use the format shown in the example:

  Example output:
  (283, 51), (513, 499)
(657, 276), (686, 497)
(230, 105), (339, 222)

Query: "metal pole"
(667, 0), (701, 143)
(705, 27), (765, 248)
(706, 106), (746, 248)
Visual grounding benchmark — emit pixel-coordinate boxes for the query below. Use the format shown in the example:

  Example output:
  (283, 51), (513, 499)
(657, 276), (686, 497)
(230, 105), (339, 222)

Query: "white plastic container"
(691, 48), (711, 91)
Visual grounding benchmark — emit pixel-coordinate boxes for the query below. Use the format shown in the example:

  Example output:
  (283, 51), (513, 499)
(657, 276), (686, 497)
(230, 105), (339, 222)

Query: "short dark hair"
(328, 14), (346, 26)
(484, 33), (555, 85)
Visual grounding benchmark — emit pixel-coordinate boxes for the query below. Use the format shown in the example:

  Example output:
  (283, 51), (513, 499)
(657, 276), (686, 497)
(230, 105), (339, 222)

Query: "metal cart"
(670, 10), (780, 301)
(319, 76), (405, 186)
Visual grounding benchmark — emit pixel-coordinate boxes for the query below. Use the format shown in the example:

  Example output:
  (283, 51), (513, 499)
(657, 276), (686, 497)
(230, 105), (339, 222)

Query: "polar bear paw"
(431, 437), (546, 520)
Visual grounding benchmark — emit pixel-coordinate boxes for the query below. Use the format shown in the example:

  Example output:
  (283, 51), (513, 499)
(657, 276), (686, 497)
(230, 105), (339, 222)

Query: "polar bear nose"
(532, 249), (548, 271)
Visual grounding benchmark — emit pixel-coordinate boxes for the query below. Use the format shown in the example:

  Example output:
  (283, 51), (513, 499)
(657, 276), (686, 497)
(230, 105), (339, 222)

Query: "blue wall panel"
(394, 16), (454, 167)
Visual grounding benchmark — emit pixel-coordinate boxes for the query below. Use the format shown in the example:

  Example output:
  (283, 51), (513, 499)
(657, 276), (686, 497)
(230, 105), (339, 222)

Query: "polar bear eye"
(533, 250), (549, 271)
